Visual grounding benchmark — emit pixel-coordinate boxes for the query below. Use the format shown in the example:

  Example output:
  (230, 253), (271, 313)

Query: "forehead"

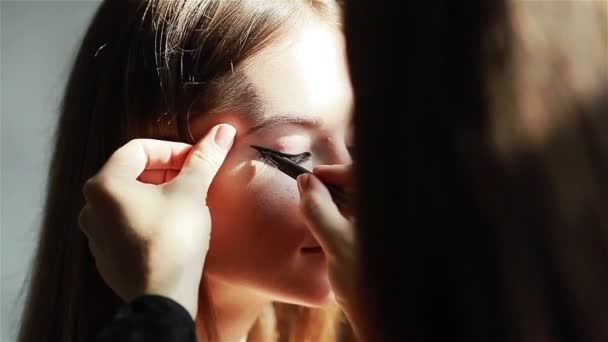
(242, 22), (353, 129)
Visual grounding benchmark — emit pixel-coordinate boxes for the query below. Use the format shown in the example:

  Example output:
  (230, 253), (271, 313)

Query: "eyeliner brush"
(251, 145), (351, 211)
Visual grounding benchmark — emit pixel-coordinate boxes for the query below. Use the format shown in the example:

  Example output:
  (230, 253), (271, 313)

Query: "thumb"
(169, 124), (236, 200)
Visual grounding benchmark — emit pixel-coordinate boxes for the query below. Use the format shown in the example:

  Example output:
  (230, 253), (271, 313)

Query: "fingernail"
(297, 174), (310, 193)
(213, 124), (236, 150)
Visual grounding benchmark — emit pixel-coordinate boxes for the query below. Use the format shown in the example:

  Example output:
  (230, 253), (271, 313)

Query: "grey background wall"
(1, 1), (100, 340)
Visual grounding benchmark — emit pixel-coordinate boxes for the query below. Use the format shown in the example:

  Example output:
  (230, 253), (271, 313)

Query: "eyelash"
(285, 152), (312, 164)
(258, 151), (312, 164)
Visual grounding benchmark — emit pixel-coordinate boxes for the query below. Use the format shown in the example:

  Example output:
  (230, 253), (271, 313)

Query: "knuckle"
(113, 139), (145, 161)
(82, 177), (101, 200)
(82, 176), (116, 203)
(189, 148), (207, 162)
(190, 147), (222, 170)
(125, 138), (144, 148)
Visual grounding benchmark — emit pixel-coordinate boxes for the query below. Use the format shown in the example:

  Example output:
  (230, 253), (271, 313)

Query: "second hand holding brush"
(251, 145), (351, 212)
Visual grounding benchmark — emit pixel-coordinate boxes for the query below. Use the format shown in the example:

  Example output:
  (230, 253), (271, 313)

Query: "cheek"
(214, 159), (301, 209)
(204, 158), (313, 282)
(247, 166), (304, 231)
(206, 159), (308, 255)
(251, 175), (301, 216)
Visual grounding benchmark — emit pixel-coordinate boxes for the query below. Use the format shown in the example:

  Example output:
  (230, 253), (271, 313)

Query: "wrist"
(142, 277), (200, 319)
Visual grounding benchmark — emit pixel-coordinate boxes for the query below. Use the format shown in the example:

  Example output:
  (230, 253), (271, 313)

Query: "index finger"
(98, 139), (193, 181)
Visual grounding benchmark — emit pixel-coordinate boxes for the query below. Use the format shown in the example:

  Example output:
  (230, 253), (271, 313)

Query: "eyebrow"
(244, 115), (324, 136)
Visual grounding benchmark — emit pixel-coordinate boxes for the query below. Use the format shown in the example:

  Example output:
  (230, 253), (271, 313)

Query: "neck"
(195, 275), (270, 342)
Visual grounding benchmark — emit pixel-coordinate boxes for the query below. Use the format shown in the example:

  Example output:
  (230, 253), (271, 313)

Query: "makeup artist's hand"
(297, 165), (365, 331)
(78, 124), (236, 319)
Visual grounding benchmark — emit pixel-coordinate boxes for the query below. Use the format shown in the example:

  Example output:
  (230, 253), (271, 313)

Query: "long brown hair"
(18, 1), (347, 341)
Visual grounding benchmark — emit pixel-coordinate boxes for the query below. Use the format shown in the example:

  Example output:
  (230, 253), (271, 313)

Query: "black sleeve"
(96, 295), (197, 342)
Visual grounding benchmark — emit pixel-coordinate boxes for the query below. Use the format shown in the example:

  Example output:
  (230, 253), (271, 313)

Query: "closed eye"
(266, 151), (311, 164)
(283, 152), (312, 164)
(252, 145), (312, 164)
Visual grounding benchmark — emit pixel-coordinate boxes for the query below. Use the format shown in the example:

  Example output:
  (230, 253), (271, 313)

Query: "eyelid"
(253, 146), (312, 164)
(258, 147), (311, 160)
(269, 149), (309, 158)
(272, 151), (311, 164)
(287, 152), (312, 163)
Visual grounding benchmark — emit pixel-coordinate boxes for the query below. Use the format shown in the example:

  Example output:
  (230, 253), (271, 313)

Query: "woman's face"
(190, 22), (353, 306)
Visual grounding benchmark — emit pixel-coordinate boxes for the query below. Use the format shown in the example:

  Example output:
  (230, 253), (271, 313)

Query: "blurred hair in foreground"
(347, 0), (608, 341)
